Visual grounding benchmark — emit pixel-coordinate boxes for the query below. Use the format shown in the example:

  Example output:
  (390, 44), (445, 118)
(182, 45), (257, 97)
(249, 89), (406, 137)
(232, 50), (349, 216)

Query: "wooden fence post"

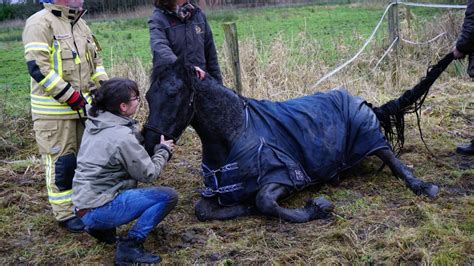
(388, 0), (400, 87)
(406, 5), (412, 31)
(222, 22), (243, 94)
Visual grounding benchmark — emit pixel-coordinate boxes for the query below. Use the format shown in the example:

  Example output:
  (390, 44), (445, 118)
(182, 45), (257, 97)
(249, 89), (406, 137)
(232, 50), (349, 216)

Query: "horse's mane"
(150, 63), (177, 87)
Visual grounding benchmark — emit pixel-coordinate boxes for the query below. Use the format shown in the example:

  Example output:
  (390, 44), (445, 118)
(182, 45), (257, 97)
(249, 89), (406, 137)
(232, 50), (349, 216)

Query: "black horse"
(143, 54), (453, 223)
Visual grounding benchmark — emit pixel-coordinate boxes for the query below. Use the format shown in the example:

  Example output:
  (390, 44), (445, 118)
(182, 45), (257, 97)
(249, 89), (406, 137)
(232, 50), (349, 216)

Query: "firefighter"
(22, 0), (108, 232)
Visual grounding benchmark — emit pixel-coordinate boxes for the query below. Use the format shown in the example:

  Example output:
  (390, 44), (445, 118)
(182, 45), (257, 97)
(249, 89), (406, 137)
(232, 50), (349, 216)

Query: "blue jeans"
(80, 187), (178, 240)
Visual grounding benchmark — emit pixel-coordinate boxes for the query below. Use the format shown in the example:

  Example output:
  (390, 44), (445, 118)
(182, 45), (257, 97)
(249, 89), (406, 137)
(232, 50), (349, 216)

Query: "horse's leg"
(255, 183), (333, 223)
(194, 198), (257, 221)
(374, 148), (439, 198)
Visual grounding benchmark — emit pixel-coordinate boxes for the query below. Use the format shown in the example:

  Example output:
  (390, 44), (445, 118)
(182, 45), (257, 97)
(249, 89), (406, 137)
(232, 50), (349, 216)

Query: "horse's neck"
(191, 84), (245, 169)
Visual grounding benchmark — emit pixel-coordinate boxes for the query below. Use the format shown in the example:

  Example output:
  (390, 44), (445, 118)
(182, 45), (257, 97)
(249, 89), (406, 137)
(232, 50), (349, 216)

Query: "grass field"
(0, 4), (441, 91)
(0, 3), (472, 264)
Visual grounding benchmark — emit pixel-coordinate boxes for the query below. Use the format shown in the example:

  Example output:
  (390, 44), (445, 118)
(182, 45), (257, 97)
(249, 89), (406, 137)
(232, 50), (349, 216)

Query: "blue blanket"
(202, 88), (390, 206)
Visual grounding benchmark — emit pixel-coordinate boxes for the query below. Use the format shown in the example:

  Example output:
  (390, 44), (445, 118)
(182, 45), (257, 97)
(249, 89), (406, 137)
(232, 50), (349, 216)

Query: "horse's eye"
(161, 81), (179, 96)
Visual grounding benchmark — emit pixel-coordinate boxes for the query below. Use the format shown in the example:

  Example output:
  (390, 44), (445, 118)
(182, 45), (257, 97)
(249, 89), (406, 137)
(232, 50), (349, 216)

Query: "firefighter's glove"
(67, 91), (87, 111)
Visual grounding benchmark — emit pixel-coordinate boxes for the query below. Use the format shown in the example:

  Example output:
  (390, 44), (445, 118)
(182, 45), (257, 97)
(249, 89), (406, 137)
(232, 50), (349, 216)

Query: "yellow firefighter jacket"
(23, 4), (108, 121)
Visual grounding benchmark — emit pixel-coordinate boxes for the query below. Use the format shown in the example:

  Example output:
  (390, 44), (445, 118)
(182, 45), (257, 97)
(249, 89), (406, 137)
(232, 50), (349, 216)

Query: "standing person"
(22, 0), (108, 232)
(72, 78), (178, 264)
(453, 0), (474, 156)
(149, 0), (222, 83)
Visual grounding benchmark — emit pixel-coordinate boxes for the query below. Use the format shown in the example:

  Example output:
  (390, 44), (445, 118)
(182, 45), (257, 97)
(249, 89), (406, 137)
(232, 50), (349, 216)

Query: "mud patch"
(443, 171), (474, 197)
(180, 227), (207, 246)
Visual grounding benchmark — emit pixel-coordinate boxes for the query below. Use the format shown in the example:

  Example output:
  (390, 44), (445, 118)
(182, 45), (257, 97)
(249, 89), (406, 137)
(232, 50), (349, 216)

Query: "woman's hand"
(194, 66), (206, 80)
(453, 47), (465, 60)
(160, 135), (175, 152)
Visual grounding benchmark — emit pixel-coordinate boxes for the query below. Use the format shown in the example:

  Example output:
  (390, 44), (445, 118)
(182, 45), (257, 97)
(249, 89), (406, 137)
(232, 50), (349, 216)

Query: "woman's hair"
(154, 0), (176, 11)
(88, 77), (139, 117)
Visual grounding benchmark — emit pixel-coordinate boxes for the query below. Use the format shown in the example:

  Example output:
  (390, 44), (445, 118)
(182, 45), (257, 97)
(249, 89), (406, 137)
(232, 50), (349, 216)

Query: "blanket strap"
(201, 162), (242, 197)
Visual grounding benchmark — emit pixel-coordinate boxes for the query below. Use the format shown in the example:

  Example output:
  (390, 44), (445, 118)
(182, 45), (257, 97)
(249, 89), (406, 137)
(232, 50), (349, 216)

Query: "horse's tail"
(372, 52), (454, 153)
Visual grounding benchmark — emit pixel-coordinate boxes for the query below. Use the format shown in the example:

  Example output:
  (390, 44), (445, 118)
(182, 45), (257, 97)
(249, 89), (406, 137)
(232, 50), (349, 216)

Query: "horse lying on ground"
(143, 53), (453, 223)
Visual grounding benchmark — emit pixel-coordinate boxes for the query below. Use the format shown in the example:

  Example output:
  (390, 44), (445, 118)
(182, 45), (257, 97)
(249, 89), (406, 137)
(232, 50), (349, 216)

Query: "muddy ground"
(0, 127), (472, 264)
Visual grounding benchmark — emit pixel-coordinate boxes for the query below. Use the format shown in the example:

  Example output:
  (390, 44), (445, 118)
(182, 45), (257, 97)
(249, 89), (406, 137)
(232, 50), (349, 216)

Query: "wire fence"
(308, 0), (467, 89)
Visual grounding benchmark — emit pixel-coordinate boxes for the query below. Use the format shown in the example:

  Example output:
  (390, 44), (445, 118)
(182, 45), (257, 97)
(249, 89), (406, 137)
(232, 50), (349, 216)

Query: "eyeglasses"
(129, 96), (141, 103)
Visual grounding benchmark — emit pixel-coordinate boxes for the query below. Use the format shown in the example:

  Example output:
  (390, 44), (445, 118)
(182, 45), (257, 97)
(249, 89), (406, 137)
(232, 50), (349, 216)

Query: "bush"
(0, 3), (41, 21)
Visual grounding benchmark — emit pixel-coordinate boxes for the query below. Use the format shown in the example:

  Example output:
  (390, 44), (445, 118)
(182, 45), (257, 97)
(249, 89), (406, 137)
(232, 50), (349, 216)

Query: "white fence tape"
(401, 32), (447, 45)
(372, 37), (399, 72)
(398, 1), (467, 9)
(311, 2), (396, 89)
(310, 1), (465, 89)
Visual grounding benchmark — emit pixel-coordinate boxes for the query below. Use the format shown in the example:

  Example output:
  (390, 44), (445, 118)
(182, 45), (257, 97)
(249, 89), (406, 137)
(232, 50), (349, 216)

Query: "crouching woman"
(72, 78), (177, 264)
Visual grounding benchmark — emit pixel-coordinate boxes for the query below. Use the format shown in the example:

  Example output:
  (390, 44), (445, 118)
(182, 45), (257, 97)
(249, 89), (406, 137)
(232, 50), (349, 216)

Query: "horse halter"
(144, 76), (198, 142)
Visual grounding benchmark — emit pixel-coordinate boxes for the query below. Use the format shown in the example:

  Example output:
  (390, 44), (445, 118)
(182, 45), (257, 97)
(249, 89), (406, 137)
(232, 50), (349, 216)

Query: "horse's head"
(143, 60), (197, 155)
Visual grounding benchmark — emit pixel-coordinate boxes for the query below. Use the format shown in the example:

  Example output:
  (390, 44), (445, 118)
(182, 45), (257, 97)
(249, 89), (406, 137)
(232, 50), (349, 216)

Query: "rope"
(400, 32), (446, 45)
(311, 2), (396, 89)
(372, 37), (399, 72)
(398, 1), (467, 9)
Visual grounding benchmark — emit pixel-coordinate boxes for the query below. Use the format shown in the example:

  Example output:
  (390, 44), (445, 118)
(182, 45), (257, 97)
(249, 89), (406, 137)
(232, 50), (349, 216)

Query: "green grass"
(0, 4), (441, 105)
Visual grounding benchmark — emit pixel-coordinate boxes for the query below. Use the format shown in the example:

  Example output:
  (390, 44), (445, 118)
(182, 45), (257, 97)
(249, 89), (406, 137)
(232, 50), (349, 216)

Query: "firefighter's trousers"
(33, 119), (84, 222)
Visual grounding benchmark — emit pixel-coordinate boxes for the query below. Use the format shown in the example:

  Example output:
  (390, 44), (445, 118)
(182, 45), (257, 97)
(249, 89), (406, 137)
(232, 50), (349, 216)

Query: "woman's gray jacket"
(72, 111), (170, 210)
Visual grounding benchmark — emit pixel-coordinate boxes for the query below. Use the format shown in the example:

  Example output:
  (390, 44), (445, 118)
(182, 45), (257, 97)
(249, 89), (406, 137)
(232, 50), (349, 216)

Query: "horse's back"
(247, 88), (389, 182)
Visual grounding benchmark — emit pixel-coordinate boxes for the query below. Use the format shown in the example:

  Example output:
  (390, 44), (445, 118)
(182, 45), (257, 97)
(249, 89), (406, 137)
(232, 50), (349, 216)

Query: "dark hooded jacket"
(456, 0), (474, 54)
(148, 4), (222, 83)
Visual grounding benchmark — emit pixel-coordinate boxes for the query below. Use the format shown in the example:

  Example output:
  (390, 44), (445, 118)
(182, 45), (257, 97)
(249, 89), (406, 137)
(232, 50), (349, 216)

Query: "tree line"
(0, 0), (467, 21)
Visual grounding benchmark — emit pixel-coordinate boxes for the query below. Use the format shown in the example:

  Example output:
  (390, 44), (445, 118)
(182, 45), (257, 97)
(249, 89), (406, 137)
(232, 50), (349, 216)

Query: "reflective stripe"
(39, 70), (61, 92)
(91, 72), (107, 80)
(25, 42), (50, 53)
(31, 93), (91, 106)
(48, 189), (73, 204)
(31, 94), (68, 106)
(31, 93), (90, 115)
(44, 155), (73, 204)
(84, 93), (92, 104)
(91, 66), (107, 80)
(52, 40), (62, 77)
(45, 154), (53, 192)
(31, 104), (85, 115)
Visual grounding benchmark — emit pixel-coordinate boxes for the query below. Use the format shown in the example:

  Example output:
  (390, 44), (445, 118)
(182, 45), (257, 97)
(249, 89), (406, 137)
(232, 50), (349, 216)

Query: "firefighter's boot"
(59, 216), (85, 233)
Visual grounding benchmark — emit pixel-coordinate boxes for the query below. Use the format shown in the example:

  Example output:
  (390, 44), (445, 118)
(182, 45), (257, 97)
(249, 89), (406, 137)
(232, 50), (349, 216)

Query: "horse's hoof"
(305, 197), (334, 220)
(422, 183), (439, 198)
(314, 197), (334, 212)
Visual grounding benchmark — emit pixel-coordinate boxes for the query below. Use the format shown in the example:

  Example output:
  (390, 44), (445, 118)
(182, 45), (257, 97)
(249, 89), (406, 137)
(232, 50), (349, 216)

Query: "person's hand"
(453, 47), (465, 60)
(194, 66), (206, 80)
(66, 90), (87, 111)
(160, 135), (175, 152)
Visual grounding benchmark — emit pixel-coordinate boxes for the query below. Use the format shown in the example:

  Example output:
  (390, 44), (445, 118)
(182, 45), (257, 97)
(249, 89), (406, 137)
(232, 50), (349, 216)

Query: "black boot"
(59, 216), (85, 233)
(86, 227), (116, 244)
(115, 236), (161, 264)
(456, 140), (474, 155)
